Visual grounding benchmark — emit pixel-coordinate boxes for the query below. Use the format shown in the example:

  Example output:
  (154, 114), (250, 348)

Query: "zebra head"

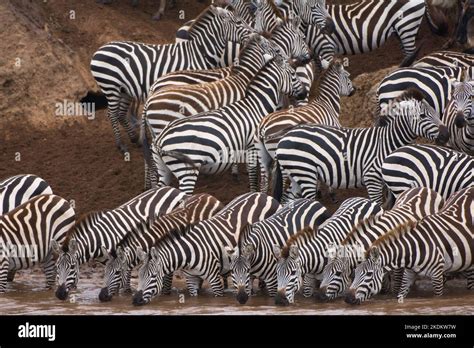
(319, 255), (352, 301)
(52, 239), (79, 301)
(330, 58), (355, 97)
(99, 246), (130, 302)
(274, 244), (302, 305)
(132, 247), (164, 306)
(272, 12), (312, 64)
(402, 98), (450, 145)
(450, 79), (474, 128)
(272, 54), (308, 101)
(227, 244), (254, 304)
(308, 0), (334, 34)
(345, 247), (385, 305)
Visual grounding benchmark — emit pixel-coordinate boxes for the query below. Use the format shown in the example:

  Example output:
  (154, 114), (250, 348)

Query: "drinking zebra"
(99, 193), (223, 302)
(256, 58), (355, 194)
(226, 198), (329, 304)
(89, 5), (250, 153)
(443, 78), (474, 154)
(151, 54), (307, 195)
(347, 186), (473, 304)
(132, 192), (280, 305)
(382, 144), (474, 205)
(413, 51), (474, 69)
(377, 66), (473, 122)
(301, 0), (447, 66)
(318, 187), (445, 300)
(275, 90), (449, 204)
(0, 195), (75, 292)
(273, 197), (382, 305)
(52, 187), (185, 300)
(0, 174), (53, 215)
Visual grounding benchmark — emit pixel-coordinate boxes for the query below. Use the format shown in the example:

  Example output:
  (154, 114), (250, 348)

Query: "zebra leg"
(247, 148), (259, 192)
(152, 0), (166, 20)
(380, 273), (391, 294)
(121, 268), (132, 294)
(7, 270), (16, 282)
(107, 99), (128, 154)
(431, 273), (445, 296)
(41, 251), (56, 289)
(185, 275), (202, 297)
(176, 168), (199, 195)
(0, 257), (8, 293)
(264, 276), (278, 297)
(397, 269), (417, 300)
(364, 169), (384, 206)
(466, 269), (474, 290)
(208, 272), (224, 297)
(256, 141), (272, 193)
(302, 273), (316, 298)
(118, 99), (139, 145)
(161, 272), (173, 295)
(391, 268), (405, 295)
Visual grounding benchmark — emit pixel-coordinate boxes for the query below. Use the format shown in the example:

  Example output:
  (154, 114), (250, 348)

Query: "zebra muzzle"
(454, 112), (467, 128)
(323, 17), (335, 35)
(55, 284), (69, 301)
(236, 287), (249, 305)
(315, 286), (329, 302)
(132, 290), (147, 306)
(344, 289), (361, 305)
(435, 126), (450, 145)
(274, 290), (289, 306)
(99, 287), (112, 302)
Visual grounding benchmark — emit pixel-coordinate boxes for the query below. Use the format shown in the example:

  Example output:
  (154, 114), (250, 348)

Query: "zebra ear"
(101, 246), (110, 260)
(137, 247), (147, 262)
(369, 247), (381, 264)
(272, 244), (282, 259)
(51, 240), (62, 255)
(68, 239), (78, 255)
(319, 57), (331, 70)
(150, 247), (159, 260)
(242, 244), (254, 258)
(116, 247), (125, 262)
(289, 245), (299, 259)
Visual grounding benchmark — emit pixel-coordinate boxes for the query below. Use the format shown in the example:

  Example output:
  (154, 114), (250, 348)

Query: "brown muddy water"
(1, 265), (472, 315)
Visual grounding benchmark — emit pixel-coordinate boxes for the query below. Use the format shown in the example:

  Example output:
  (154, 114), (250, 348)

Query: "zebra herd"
(1, 0), (473, 309)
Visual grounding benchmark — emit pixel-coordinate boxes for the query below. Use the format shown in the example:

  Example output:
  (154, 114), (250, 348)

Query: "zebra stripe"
(227, 198), (329, 304)
(444, 79), (474, 154)
(413, 51), (474, 69)
(90, 5), (250, 153)
(382, 144), (474, 203)
(275, 95), (448, 204)
(52, 186), (186, 300)
(153, 55), (306, 194)
(132, 192), (280, 305)
(0, 174), (53, 215)
(377, 66), (474, 121)
(348, 186), (473, 304)
(99, 193), (223, 301)
(0, 195), (75, 292)
(319, 187), (445, 300)
(256, 58), (354, 193)
(273, 197), (381, 305)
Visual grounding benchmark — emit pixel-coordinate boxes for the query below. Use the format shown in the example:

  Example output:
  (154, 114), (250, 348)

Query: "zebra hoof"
(99, 287), (113, 302)
(152, 12), (163, 21)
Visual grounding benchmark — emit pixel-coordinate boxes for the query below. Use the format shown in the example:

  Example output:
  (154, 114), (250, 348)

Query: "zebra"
(132, 192), (280, 305)
(0, 195), (75, 292)
(275, 89), (449, 205)
(90, 5), (251, 153)
(377, 66), (474, 123)
(272, 197), (382, 305)
(303, 0), (447, 66)
(382, 144), (474, 206)
(346, 186), (474, 304)
(99, 193), (223, 302)
(0, 174), (53, 215)
(52, 187), (186, 300)
(226, 198), (330, 304)
(413, 51), (474, 69)
(255, 58), (355, 194)
(151, 54), (307, 195)
(318, 187), (445, 301)
(443, 78), (474, 154)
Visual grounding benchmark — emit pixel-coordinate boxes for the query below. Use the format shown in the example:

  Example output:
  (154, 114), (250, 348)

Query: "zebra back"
(413, 51), (474, 69)
(0, 174), (53, 215)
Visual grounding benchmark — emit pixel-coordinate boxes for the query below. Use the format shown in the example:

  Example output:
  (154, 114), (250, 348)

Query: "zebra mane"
(340, 216), (377, 246)
(187, 4), (229, 36)
(280, 226), (314, 258)
(237, 222), (252, 250)
(365, 220), (417, 258)
(62, 210), (109, 252)
(267, 0), (285, 19)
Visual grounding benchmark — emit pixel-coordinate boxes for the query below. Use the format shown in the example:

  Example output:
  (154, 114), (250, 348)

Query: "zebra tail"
(271, 160), (284, 203)
(425, 1), (449, 36)
(140, 113), (153, 172)
(80, 91), (108, 110)
(400, 41), (424, 67)
(161, 151), (198, 169)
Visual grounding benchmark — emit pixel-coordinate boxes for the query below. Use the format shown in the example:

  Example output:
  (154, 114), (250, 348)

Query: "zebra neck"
(185, 38), (221, 70)
(379, 117), (417, 156)
(314, 76), (341, 114)
(246, 80), (282, 116)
